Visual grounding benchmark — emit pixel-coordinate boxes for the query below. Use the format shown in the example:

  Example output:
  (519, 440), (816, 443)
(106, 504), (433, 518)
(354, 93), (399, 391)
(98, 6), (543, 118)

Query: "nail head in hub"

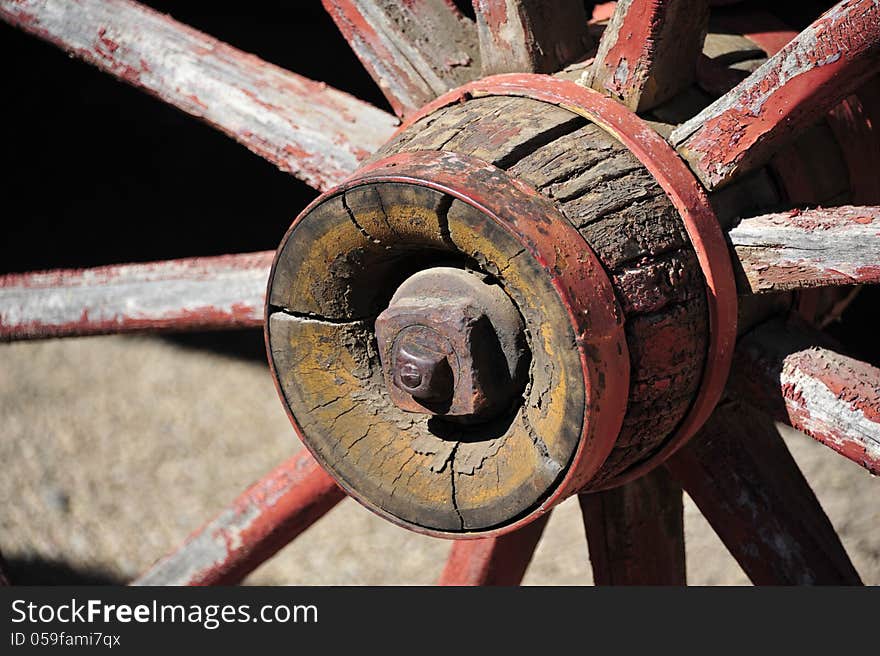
(375, 267), (528, 421)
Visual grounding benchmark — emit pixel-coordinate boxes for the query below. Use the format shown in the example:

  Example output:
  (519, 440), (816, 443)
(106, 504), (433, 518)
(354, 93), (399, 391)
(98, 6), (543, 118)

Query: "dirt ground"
(1, 332), (877, 585)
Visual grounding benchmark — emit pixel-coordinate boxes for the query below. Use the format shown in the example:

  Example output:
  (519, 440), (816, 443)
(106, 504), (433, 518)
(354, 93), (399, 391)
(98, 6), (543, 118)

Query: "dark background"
(1, 0), (877, 362)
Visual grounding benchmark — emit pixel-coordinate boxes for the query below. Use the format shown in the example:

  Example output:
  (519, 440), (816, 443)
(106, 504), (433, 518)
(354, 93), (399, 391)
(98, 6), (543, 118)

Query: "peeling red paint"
(0, 252), (275, 340)
(667, 400), (863, 584)
(671, 0), (880, 190)
(438, 513), (548, 585)
(0, 0), (397, 192)
(590, 0), (709, 112)
(729, 206), (880, 293)
(474, 0), (591, 75)
(135, 450), (345, 585)
(730, 319), (880, 476)
(322, 0), (479, 118)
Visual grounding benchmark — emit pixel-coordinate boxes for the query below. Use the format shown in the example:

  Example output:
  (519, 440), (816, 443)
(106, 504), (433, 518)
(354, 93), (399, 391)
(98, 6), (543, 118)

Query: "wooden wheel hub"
(265, 78), (733, 535)
(266, 147), (631, 535)
(5, 0), (879, 586)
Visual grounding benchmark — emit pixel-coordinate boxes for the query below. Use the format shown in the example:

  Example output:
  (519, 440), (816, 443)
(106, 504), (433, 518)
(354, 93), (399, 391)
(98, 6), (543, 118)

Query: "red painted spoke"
(322, 0), (479, 118)
(729, 206), (880, 293)
(579, 468), (686, 585)
(473, 0), (591, 75)
(134, 450), (345, 586)
(589, 0), (710, 111)
(671, 0), (880, 190)
(0, 0), (397, 192)
(667, 401), (862, 585)
(438, 514), (549, 585)
(0, 252), (274, 341)
(730, 318), (880, 476)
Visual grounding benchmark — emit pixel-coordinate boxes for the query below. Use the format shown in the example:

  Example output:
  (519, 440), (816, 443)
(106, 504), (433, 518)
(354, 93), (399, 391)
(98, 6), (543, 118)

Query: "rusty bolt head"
(375, 267), (528, 421)
(391, 326), (454, 402)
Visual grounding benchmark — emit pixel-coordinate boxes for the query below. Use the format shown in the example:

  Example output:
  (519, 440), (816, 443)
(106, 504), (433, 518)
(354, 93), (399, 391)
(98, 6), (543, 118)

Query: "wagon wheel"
(1, 0), (879, 586)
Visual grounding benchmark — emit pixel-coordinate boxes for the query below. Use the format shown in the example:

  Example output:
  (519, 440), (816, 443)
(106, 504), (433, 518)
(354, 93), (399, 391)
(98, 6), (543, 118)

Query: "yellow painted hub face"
(266, 181), (585, 534)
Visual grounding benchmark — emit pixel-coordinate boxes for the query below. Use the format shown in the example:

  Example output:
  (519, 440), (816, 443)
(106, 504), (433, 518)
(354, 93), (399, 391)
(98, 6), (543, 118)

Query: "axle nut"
(391, 326), (454, 402)
(375, 267), (528, 422)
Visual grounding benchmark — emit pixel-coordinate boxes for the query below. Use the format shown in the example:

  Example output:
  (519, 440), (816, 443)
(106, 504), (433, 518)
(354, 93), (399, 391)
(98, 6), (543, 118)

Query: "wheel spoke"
(322, 0), (479, 118)
(666, 400), (862, 585)
(729, 206), (880, 293)
(437, 514), (549, 585)
(0, 0), (397, 192)
(579, 468), (686, 585)
(730, 318), (880, 476)
(588, 0), (710, 112)
(473, 0), (592, 75)
(0, 252), (273, 341)
(671, 0), (880, 190)
(134, 450), (345, 586)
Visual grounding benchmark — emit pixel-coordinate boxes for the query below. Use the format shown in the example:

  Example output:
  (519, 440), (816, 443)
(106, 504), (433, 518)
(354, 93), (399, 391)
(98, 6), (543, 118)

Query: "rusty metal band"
(402, 74), (738, 487)
(266, 149), (630, 538)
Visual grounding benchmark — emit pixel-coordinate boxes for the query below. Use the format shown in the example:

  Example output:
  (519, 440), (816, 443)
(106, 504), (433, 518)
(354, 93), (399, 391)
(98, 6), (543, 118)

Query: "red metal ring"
(267, 149), (630, 537)
(402, 74), (738, 487)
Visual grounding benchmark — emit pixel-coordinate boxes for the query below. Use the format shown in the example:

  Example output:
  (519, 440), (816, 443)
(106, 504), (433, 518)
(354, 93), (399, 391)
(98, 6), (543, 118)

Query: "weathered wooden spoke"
(0, 0), (397, 191)
(473, 0), (592, 75)
(671, 0), (880, 190)
(438, 513), (548, 586)
(579, 467), (686, 585)
(667, 401), (862, 585)
(3, 2), (879, 586)
(0, 253), (273, 341)
(730, 318), (880, 475)
(589, 0), (710, 112)
(322, 0), (480, 118)
(135, 450), (345, 586)
(729, 206), (880, 293)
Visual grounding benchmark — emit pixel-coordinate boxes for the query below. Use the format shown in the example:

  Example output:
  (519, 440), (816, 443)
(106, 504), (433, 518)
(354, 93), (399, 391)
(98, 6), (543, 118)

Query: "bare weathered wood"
(474, 0), (592, 75)
(382, 96), (710, 482)
(666, 400), (862, 585)
(579, 467), (686, 585)
(671, 0), (880, 190)
(588, 0), (710, 112)
(0, 0), (398, 192)
(729, 206), (880, 293)
(135, 451), (345, 586)
(0, 252), (273, 341)
(322, 0), (480, 118)
(730, 318), (880, 476)
(438, 514), (548, 585)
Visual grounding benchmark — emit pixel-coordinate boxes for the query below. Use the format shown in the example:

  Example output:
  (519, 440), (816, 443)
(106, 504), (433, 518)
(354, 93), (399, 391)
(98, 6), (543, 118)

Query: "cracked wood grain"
(474, 0), (592, 75)
(587, 0), (710, 112)
(0, 252), (274, 340)
(671, 0), (880, 190)
(729, 206), (880, 293)
(322, 0), (480, 118)
(729, 318), (880, 476)
(0, 0), (398, 191)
